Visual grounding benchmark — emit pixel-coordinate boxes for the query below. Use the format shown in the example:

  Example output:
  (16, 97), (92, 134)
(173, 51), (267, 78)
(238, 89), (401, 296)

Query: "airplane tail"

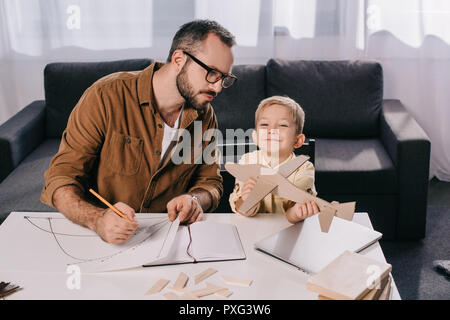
(318, 206), (336, 233)
(318, 201), (356, 233)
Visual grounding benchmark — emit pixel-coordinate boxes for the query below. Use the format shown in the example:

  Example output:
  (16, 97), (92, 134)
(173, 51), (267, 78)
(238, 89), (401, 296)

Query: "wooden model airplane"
(225, 155), (356, 233)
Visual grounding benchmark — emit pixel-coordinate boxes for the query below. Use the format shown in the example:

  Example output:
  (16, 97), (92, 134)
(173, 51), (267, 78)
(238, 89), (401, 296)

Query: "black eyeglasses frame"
(183, 51), (237, 88)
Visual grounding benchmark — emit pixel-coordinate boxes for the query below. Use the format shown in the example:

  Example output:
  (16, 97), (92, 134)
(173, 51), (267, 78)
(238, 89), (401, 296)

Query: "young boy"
(229, 96), (319, 223)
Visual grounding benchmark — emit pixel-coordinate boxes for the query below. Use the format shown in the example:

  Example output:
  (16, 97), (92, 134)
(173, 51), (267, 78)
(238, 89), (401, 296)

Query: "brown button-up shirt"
(41, 62), (223, 212)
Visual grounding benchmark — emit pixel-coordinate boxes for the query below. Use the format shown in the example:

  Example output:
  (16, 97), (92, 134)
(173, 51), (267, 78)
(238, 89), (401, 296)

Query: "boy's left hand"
(287, 201), (319, 223)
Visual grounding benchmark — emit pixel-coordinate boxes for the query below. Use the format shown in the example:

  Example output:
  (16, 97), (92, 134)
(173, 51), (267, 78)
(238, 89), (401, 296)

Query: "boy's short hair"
(255, 96), (305, 134)
(167, 20), (236, 62)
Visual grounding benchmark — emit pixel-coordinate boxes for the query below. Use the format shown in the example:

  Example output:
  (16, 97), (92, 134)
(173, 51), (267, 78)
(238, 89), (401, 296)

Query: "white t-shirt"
(160, 106), (184, 164)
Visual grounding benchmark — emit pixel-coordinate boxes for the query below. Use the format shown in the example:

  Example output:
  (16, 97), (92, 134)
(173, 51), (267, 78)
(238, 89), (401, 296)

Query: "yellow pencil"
(89, 188), (132, 222)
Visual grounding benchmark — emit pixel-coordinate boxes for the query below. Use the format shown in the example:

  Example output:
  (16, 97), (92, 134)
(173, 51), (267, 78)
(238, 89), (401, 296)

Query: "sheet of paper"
(190, 222), (245, 259)
(0, 212), (179, 273)
(147, 226), (191, 265)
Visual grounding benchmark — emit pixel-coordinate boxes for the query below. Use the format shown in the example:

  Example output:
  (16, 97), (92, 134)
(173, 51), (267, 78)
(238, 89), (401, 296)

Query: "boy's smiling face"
(253, 104), (305, 163)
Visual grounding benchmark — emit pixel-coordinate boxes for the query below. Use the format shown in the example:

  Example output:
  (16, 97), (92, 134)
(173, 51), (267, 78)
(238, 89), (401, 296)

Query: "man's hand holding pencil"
(89, 189), (139, 244)
(94, 202), (138, 244)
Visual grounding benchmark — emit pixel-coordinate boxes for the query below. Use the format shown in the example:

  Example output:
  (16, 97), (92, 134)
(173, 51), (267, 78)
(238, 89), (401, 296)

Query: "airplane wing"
(277, 155), (310, 178)
(334, 201), (356, 221)
(238, 178), (278, 213)
(225, 162), (265, 182)
(272, 174), (317, 204)
(272, 173), (344, 233)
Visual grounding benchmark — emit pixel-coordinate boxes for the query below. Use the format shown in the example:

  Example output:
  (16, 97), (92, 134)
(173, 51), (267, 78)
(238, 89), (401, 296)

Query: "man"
(40, 20), (237, 244)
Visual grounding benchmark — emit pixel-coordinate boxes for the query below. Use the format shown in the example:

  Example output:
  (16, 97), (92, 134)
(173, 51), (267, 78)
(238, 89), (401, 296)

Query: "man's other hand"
(167, 194), (203, 224)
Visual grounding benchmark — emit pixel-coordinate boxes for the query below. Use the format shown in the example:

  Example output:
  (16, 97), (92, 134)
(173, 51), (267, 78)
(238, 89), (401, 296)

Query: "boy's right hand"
(285, 200), (319, 224)
(241, 178), (257, 201)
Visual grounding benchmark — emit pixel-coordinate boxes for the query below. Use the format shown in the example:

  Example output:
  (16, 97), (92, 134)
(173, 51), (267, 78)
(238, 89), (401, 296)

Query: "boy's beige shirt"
(229, 150), (317, 216)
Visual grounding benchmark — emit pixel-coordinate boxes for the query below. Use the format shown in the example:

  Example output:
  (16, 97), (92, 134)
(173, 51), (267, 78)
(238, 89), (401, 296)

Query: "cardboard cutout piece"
(225, 155), (356, 233)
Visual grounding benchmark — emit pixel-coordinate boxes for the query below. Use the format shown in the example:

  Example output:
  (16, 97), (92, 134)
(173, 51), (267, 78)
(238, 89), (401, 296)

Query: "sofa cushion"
(0, 139), (60, 222)
(315, 138), (397, 194)
(266, 59), (383, 138)
(44, 59), (153, 138)
(213, 64), (266, 136)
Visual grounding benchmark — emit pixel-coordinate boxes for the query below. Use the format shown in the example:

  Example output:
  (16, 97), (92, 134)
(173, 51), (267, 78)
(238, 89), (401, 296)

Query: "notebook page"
(189, 222), (245, 260)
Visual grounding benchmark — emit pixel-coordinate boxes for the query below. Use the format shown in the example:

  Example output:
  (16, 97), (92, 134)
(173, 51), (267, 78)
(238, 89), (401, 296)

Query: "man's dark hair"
(167, 20), (236, 62)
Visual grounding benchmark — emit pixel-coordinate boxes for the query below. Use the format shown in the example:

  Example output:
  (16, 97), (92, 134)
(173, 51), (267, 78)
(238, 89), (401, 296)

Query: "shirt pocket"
(105, 131), (143, 175)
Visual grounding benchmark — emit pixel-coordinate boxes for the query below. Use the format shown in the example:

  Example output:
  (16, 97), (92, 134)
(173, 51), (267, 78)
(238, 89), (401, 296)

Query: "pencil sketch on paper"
(23, 215), (169, 263)
(0, 212), (179, 273)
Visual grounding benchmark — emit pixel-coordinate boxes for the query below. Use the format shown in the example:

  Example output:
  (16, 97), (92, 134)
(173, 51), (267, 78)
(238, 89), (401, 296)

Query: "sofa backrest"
(265, 59), (383, 138)
(44, 59), (153, 138)
(43, 58), (383, 140)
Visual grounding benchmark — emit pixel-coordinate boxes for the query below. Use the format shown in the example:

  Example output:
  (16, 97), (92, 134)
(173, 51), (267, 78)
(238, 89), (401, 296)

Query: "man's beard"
(176, 64), (215, 113)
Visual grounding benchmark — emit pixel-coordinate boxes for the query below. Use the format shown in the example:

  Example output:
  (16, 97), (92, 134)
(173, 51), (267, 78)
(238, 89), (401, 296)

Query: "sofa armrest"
(0, 100), (46, 182)
(380, 99), (431, 239)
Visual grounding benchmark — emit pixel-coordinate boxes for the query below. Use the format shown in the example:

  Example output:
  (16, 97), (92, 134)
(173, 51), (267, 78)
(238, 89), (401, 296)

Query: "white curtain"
(365, 0), (450, 181)
(273, 0), (450, 181)
(1, 0), (449, 180)
(0, 0), (155, 129)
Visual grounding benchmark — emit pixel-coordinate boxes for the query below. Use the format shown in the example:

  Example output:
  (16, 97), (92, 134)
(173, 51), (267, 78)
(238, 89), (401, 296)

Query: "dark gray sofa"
(0, 58), (430, 240)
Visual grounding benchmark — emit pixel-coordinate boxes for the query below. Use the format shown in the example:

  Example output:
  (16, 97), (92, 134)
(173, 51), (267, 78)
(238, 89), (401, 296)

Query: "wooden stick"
(219, 275), (252, 287)
(0, 285), (21, 298)
(163, 292), (180, 300)
(89, 189), (131, 222)
(145, 278), (170, 295)
(194, 268), (217, 284)
(173, 272), (189, 289)
(190, 283), (226, 298)
(215, 289), (233, 298)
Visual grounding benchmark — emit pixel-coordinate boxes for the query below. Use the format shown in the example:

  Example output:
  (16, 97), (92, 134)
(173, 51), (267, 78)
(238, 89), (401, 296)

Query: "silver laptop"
(254, 214), (382, 274)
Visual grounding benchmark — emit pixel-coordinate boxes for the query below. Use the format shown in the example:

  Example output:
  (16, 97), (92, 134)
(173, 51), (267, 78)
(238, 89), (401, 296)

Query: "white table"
(1, 212), (400, 300)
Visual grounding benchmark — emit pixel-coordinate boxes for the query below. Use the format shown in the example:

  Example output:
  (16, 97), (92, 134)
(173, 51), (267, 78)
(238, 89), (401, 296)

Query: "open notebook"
(255, 214), (382, 274)
(144, 221), (246, 266)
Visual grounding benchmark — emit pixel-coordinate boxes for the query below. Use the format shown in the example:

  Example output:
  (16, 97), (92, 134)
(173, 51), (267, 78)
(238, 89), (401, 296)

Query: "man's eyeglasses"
(183, 51), (237, 88)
